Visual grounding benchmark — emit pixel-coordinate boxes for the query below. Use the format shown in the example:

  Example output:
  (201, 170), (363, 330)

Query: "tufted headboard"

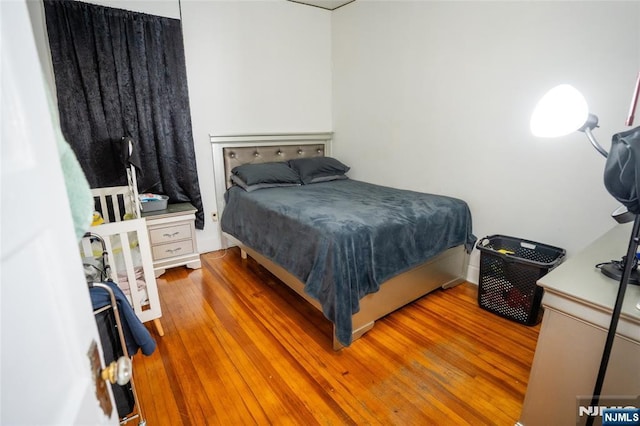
(210, 133), (333, 233)
(221, 143), (326, 189)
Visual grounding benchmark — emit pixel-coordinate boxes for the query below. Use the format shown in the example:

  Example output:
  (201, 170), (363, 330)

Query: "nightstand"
(141, 202), (201, 277)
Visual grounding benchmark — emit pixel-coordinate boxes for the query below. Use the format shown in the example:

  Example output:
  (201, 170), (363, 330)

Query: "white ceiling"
(287, 0), (355, 11)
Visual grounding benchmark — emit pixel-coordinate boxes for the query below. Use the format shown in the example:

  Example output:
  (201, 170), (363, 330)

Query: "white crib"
(81, 169), (164, 337)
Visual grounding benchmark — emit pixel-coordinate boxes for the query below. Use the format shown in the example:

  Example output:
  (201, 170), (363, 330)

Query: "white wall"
(75, 0), (181, 17)
(180, 0), (333, 252)
(332, 1), (640, 282)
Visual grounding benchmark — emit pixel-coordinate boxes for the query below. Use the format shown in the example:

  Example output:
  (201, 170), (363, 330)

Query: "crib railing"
(81, 219), (163, 334)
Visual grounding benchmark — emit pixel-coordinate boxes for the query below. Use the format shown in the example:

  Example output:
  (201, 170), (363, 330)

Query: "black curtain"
(44, 0), (204, 229)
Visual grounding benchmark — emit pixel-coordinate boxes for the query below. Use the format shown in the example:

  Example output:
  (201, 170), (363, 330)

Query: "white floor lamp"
(531, 76), (640, 426)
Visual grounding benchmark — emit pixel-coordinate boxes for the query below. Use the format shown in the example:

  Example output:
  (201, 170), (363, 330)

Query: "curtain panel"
(44, 0), (204, 229)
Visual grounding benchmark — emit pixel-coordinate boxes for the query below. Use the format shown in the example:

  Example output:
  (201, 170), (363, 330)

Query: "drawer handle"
(166, 247), (182, 254)
(162, 232), (180, 238)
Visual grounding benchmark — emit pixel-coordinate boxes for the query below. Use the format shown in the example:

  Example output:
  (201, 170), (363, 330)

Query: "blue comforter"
(221, 179), (475, 346)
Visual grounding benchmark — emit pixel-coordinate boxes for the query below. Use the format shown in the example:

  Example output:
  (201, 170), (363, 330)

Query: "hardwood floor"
(132, 248), (540, 425)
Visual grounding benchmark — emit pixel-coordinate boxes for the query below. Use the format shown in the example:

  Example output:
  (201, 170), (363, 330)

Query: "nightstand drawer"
(149, 223), (192, 245)
(151, 239), (195, 260)
(142, 202), (200, 277)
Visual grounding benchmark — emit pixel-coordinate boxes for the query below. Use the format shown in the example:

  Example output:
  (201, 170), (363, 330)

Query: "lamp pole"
(586, 214), (640, 426)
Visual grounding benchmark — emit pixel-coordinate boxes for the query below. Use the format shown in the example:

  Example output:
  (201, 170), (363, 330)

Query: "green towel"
(49, 92), (93, 240)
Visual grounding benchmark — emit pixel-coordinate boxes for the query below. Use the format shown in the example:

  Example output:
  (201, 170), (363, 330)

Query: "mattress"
(221, 179), (476, 346)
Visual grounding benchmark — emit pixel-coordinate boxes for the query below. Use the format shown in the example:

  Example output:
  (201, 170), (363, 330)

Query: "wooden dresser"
(142, 202), (201, 277)
(518, 223), (640, 425)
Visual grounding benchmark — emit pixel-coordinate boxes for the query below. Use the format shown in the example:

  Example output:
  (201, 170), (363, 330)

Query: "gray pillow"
(288, 157), (350, 184)
(230, 174), (299, 192)
(307, 174), (349, 184)
(230, 162), (301, 191)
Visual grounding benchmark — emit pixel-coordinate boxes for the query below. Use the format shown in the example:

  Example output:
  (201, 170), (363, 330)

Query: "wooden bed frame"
(210, 133), (469, 349)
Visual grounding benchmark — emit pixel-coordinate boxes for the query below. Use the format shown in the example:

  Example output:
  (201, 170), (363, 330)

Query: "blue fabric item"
(90, 281), (156, 356)
(221, 179), (476, 347)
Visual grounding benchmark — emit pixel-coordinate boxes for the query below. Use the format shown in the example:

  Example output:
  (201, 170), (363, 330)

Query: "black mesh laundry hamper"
(476, 235), (566, 325)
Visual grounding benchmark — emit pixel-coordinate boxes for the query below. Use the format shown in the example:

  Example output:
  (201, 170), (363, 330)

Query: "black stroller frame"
(85, 232), (146, 426)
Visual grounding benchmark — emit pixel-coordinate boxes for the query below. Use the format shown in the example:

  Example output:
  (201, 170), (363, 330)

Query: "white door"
(1, 1), (117, 424)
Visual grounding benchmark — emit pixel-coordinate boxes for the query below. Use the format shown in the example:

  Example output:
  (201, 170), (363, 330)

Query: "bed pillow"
(230, 162), (301, 192)
(288, 157), (350, 184)
(230, 174), (299, 192)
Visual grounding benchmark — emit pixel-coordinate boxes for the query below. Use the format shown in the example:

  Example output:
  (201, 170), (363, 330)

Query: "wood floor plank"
(132, 248), (540, 425)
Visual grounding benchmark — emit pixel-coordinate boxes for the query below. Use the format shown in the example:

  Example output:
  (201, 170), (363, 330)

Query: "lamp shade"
(530, 84), (590, 137)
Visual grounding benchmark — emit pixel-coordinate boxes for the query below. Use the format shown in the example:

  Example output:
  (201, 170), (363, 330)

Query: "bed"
(81, 172), (164, 337)
(210, 133), (474, 349)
